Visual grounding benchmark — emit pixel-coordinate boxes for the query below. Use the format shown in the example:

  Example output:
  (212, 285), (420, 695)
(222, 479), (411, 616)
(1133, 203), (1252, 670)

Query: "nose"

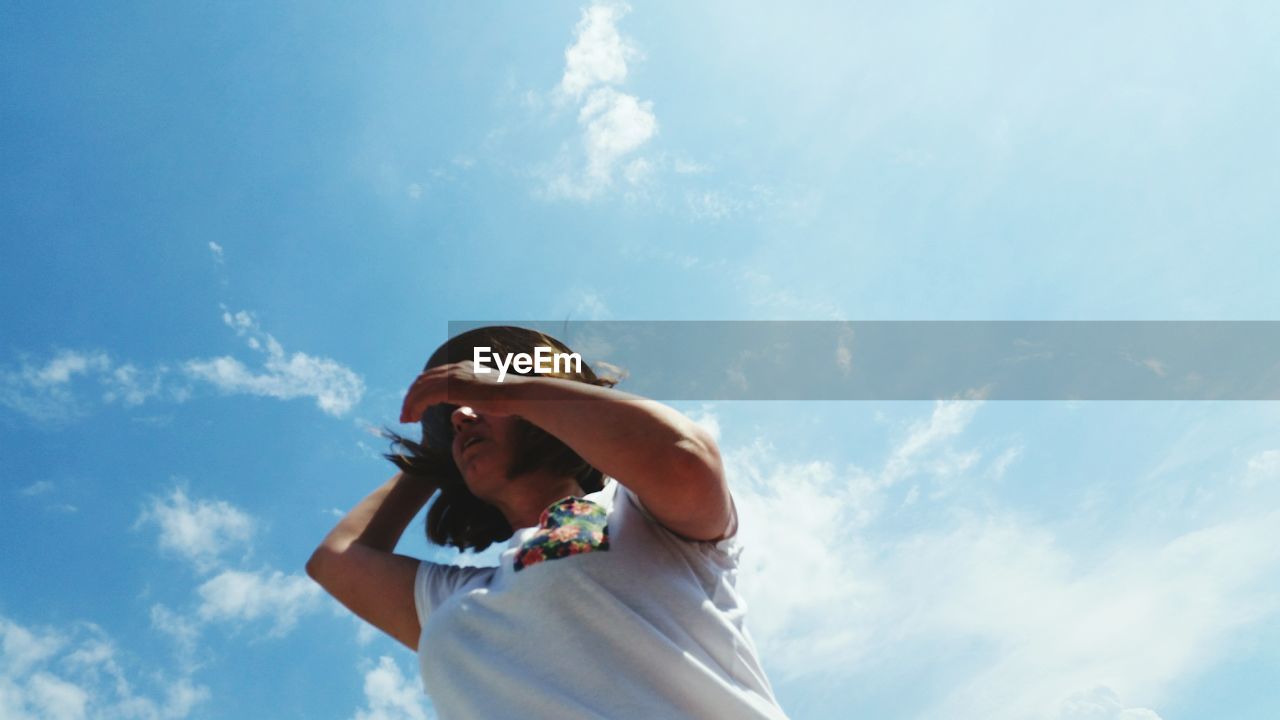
(450, 405), (481, 434)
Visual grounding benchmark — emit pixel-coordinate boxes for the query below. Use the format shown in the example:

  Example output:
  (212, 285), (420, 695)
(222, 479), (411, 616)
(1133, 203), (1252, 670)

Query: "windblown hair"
(382, 326), (620, 552)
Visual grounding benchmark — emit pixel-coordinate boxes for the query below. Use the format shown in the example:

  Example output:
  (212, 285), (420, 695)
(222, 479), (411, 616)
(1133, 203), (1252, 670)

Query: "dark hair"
(382, 326), (620, 552)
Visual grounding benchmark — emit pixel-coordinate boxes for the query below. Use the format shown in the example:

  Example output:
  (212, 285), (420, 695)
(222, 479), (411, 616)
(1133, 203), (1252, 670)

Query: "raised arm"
(306, 472), (437, 650)
(400, 364), (734, 543)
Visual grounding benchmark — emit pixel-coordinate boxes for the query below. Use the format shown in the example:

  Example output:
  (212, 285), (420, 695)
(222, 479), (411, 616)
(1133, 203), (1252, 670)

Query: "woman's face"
(449, 405), (523, 502)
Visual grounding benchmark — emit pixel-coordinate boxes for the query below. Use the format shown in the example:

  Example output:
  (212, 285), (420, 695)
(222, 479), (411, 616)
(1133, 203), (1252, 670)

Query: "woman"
(307, 326), (788, 719)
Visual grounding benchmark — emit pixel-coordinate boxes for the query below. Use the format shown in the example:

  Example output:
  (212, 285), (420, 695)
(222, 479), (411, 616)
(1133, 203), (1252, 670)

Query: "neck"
(490, 470), (586, 530)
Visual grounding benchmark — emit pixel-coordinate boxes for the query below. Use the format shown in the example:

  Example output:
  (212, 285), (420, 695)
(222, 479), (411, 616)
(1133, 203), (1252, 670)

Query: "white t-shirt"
(413, 479), (788, 719)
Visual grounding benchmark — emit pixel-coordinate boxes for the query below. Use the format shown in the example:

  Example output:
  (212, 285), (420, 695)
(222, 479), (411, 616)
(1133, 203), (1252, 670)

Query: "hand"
(398, 360), (523, 424)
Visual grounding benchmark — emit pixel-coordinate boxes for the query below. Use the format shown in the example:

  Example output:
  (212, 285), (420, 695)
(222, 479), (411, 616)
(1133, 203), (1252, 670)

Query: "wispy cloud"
(18, 480), (54, 496)
(1, 308), (363, 423)
(0, 349), (114, 423)
(878, 398), (981, 489)
(891, 501), (1280, 719)
(14, 481), (75, 518)
(184, 308), (365, 417)
(561, 288), (612, 320)
(150, 604), (203, 670)
(0, 615), (209, 720)
(543, 2), (657, 200)
(685, 190), (736, 221)
(718, 404), (1280, 719)
(1058, 688), (1162, 720)
(140, 485), (322, 642)
(101, 361), (173, 407)
(136, 486), (255, 573)
(736, 268), (848, 319)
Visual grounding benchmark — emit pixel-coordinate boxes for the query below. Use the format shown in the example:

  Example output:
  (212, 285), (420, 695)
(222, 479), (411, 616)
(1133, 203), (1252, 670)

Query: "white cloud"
(207, 242), (224, 264)
(736, 267), (848, 319)
(3, 309), (362, 424)
(31, 351), (110, 386)
(987, 444), (1023, 480)
(878, 398), (981, 488)
(683, 180), (820, 224)
(351, 656), (432, 720)
(570, 289), (612, 321)
(149, 606), (201, 669)
(1243, 448), (1279, 488)
(196, 569), (322, 636)
(1058, 687), (1163, 720)
(182, 353), (357, 415)
(222, 310), (253, 334)
(685, 405), (721, 442)
(1, 618), (65, 676)
(685, 190), (735, 221)
(881, 509), (1280, 718)
(155, 679), (209, 720)
(724, 406), (1280, 719)
(730, 440), (876, 675)
(544, 2), (658, 200)
(184, 309), (365, 417)
(622, 157), (652, 187)
(558, 2), (636, 100)
(25, 672), (88, 720)
(0, 616), (208, 720)
(135, 485), (325, 678)
(137, 487), (254, 573)
(0, 350), (112, 423)
(579, 88), (657, 182)
(100, 363), (169, 407)
(352, 618), (380, 647)
(15, 475), (76, 516)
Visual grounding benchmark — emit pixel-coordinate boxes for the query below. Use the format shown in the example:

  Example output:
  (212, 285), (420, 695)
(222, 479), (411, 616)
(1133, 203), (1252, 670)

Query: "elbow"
(305, 548), (324, 582)
(306, 544), (338, 584)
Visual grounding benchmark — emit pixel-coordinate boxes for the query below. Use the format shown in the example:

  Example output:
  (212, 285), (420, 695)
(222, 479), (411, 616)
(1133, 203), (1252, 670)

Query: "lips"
(456, 432), (487, 455)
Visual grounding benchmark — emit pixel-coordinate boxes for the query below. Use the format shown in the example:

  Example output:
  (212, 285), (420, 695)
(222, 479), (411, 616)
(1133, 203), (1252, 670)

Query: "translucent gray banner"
(447, 321), (1280, 400)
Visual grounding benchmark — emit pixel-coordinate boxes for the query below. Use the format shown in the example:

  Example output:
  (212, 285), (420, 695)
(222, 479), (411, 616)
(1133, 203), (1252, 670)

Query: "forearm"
(398, 358), (732, 541)
(502, 376), (718, 491)
(306, 471), (433, 651)
(315, 472), (437, 554)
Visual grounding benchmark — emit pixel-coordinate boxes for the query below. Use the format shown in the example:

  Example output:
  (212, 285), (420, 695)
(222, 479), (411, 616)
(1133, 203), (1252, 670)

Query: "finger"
(398, 376), (418, 423)
(400, 362), (472, 422)
(400, 372), (440, 423)
(401, 383), (431, 423)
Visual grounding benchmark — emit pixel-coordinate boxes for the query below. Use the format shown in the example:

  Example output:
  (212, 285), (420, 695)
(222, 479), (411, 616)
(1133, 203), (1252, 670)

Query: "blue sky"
(2, 2), (1279, 718)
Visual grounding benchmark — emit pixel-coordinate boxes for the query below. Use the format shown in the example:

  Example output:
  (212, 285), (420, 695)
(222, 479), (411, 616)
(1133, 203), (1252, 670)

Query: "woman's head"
(383, 326), (618, 551)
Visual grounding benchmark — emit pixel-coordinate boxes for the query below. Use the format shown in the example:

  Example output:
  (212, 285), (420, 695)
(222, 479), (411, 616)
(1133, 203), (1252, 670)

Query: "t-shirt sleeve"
(413, 560), (495, 628)
(615, 481), (743, 560)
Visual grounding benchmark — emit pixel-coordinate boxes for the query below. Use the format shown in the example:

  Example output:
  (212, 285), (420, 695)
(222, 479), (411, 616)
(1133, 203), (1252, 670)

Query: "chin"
(462, 470), (507, 503)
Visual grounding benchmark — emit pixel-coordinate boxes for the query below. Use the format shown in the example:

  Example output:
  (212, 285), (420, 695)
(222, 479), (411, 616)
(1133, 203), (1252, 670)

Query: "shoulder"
(600, 480), (743, 562)
(414, 560), (496, 624)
